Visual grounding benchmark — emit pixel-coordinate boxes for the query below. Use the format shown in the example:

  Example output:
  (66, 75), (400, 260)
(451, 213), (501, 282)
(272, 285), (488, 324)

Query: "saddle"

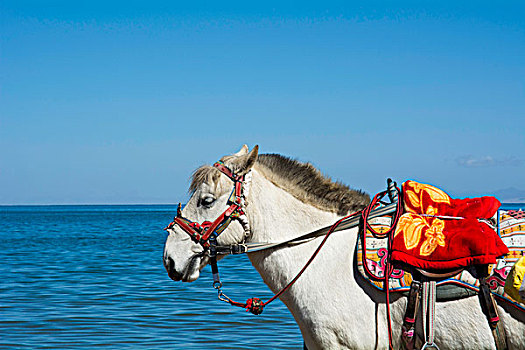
(357, 180), (524, 350)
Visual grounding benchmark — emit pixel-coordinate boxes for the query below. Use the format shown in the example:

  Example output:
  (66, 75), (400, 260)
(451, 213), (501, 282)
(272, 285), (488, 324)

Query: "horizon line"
(1, 202), (523, 207)
(0, 202), (179, 207)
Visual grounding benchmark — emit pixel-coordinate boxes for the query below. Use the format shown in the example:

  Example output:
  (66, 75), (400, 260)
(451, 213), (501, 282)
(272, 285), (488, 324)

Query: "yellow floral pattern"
(395, 181), (451, 256)
(419, 219), (446, 256)
(395, 213), (426, 250)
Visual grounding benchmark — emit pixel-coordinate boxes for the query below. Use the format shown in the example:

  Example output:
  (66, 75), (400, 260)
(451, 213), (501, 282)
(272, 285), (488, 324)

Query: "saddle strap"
(421, 281), (439, 349)
(479, 278), (508, 350)
(401, 280), (421, 350)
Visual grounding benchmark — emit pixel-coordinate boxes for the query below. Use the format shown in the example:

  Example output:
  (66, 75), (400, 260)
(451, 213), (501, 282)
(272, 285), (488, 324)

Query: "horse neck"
(242, 171), (396, 349)
(245, 169), (347, 289)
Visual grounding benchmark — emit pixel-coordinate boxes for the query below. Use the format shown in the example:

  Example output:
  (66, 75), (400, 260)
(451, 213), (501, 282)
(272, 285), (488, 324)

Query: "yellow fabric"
(394, 181), (451, 257)
(504, 256), (525, 303)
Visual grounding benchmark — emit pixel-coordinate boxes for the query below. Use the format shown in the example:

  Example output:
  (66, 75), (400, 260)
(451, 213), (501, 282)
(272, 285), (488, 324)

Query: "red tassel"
(245, 298), (264, 315)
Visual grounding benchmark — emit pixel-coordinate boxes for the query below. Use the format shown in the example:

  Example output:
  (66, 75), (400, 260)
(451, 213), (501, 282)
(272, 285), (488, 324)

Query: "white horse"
(163, 145), (525, 349)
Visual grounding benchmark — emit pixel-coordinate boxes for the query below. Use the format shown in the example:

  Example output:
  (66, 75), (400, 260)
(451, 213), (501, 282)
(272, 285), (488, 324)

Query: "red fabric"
(390, 180), (509, 271)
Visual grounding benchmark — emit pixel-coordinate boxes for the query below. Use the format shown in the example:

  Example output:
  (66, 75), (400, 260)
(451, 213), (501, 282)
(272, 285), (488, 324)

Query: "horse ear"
(233, 144), (249, 157)
(228, 145), (259, 176)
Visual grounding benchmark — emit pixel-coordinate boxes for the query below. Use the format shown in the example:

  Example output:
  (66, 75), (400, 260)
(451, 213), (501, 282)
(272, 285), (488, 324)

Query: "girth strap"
(421, 281), (439, 350)
(401, 280), (421, 350)
(479, 277), (508, 350)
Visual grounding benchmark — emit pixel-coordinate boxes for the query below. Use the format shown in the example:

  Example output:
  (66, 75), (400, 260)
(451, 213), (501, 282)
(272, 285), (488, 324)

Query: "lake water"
(2, 203), (523, 349)
(0, 205), (302, 349)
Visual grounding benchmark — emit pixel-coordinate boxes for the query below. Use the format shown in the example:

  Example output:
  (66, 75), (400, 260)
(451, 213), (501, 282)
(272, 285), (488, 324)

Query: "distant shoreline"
(1, 203), (523, 209)
(0, 203), (178, 207)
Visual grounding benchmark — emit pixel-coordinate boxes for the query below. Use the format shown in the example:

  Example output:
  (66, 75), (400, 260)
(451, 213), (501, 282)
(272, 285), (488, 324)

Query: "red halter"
(164, 161), (247, 249)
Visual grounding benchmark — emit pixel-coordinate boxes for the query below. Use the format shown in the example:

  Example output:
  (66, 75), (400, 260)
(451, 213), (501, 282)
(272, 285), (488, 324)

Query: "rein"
(165, 161), (403, 316)
(213, 201), (399, 255)
(360, 184), (404, 349)
(216, 182), (401, 317)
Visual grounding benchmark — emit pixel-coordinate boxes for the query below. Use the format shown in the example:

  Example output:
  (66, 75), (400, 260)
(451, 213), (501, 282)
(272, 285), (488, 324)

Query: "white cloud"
(456, 155), (524, 168)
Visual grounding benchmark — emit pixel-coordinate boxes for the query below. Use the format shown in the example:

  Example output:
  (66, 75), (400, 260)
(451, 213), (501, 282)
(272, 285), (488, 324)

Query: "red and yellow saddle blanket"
(391, 180), (508, 270)
(356, 180), (525, 311)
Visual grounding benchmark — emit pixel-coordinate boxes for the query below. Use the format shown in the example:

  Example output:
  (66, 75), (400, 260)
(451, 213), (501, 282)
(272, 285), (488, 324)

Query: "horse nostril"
(165, 256), (182, 281)
(163, 255), (172, 270)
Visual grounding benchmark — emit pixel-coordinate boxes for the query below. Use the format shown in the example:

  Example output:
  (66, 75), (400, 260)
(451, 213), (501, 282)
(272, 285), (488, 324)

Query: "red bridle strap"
(200, 202), (240, 242)
(164, 161), (246, 248)
(213, 162), (238, 181)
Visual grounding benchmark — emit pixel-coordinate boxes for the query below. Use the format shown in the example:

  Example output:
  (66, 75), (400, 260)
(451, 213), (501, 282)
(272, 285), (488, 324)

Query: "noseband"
(164, 161), (251, 250)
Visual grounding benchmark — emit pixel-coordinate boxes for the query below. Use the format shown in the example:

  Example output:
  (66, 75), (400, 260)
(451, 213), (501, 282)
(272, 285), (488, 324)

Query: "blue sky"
(1, 1), (524, 204)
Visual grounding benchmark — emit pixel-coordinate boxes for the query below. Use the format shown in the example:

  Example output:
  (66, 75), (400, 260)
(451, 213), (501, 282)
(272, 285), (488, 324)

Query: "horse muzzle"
(164, 252), (207, 282)
(164, 256), (183, 281)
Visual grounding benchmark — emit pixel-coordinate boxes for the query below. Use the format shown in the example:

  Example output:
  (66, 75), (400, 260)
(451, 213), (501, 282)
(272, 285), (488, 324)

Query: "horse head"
(163, 144), (259, 282)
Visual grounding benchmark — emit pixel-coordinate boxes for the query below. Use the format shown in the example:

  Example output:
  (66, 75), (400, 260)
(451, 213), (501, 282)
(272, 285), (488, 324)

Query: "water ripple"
(0, 205), (302, 349)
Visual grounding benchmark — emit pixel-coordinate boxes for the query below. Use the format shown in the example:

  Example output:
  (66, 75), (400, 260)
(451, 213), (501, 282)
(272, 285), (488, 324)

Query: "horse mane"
(190, 153), (370, 215)
(255, 154), (370, 215)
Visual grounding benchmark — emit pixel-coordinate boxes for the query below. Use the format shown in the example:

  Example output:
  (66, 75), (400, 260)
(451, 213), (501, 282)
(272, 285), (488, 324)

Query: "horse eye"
(200, 196), (215, 207)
